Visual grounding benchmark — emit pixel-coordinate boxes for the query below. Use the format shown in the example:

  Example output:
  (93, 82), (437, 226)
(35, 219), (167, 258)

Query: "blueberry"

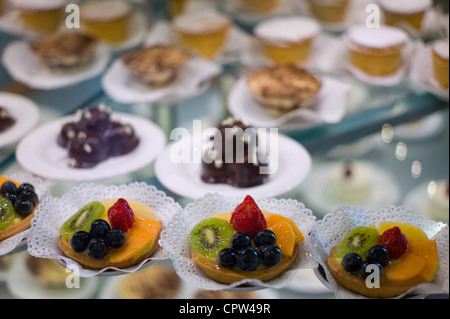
(237, 247), (260, 271)
(0, 181), (17, 196)
(218, 248), (238, 269)
(366, 245), (389, 265)
(4, 194), (16, 206)
(360, 261), (383, 279)
(89, 219), (111, 239)
(87, 237), (108, 259)
(341, 252), (363, 273)
(14, 200), (34, 217)
(18, 183), (35, 193)
(70, 231), (92, 252)
(253, 230), (276, 247)
(106, 228), (126, 248)
(231, 232), (251, 250)
(259, 244), (282, 267)
(17, 189), (38, 207)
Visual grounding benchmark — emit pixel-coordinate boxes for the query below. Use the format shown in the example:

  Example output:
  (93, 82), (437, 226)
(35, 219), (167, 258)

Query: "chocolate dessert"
(201, 118), (269, 188)
(58, 104), (140, 168)
(0, 107), (15, 133)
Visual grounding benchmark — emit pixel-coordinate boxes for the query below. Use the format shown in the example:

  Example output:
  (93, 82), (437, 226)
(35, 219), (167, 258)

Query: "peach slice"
(408, 240), (440, 282)
(385, 252), (428, 282)
(0, 177), (20, 187)
(267, 220), (296, 257)
(266, 214), (304, 243)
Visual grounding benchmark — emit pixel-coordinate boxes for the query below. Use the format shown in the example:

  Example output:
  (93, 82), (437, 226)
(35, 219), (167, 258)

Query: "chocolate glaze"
(201, 118), (268, 188)
(0, 107), (15, 133)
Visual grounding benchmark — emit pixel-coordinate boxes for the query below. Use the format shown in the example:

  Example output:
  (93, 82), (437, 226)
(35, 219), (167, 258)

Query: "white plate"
(16, 112), (167, 182)
(102, 57), (221, 104)
(284, 268), (331, 294)
(394, 112), (446, 142)
(0, 92), (40, 148)
(2, 41), (111, 90)
(155, 133), (312, 199)
(6, 252), (100, 299)
(410, 43), (449, 101)
(228, 75), (350, 131)
(301, 161), (402, 217)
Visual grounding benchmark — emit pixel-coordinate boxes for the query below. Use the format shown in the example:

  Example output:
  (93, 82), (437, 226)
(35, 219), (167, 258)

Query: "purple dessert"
(105, 121), (139, 156)
(68, 131), (110, 168)
(0, 107), (15, 133)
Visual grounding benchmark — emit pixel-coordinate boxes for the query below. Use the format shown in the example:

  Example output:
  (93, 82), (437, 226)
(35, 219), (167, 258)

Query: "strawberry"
(379, 226), (409, 259)
(108, 198), (135, 232)
(230, 195), (266, 238)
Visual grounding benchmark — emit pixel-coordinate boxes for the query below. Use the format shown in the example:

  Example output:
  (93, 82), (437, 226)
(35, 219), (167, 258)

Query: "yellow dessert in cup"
(308, 0), (351, 24)
(431, 39), (449, 89)
(378, 0), (432, 32)
(254, 17), (321, 65)
(345, 25), (409, 76)
(80, 0), (134, 44)
(11, 0), (65, 32)
(173, 10), (232, 59)
(241, 0), (280, 13)
(168, 0), (187, 18)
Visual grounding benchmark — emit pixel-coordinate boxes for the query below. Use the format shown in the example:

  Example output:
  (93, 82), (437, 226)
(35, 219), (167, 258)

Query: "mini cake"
(254, 17), (321, 65)
(427, 180), (449, 223)
(190, 195), (304, 284)
(431, 39), (449, 89)
(201, 118), (268, 188)
(328, 161), (373, 203)
(327, 222), (440, 298)
(57, 104), (139, 169)
(247, 64), (322, 111)
(11, 0), (65, 32)
(0, 107), (15, 133)
(80, 0), (134, 44)
(0, 177), (40, 242)
(58, 198), (163, 269)
(117, 264), (181, 299)
(30, 33), (98, 70)
(345, 25), (409, 76)
(378, 0), (432, 32)
(173, 10), (232, 59)
(122, 45), (191, 86)
(240, 0), (280, 13)
(308, 0), (351, 24)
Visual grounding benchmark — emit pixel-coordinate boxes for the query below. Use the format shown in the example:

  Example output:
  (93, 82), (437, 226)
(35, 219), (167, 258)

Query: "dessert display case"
(0, 0), (448, 300)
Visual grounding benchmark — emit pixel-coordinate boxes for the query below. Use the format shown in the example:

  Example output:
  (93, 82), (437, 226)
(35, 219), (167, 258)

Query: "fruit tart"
(326, 222), (441, 298)
(189, 195), (305, 285)
(58, 198), (163, 269)
(0, 177), (42, 242)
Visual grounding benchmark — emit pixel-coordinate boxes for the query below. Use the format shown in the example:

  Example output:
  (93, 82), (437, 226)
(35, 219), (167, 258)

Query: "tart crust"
(0, 209), (36, 242)
(326, 246), (425, 298)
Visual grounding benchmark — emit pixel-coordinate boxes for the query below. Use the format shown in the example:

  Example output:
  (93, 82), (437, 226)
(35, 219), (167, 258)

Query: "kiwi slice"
(0, 197), (17, 231)
(190, 218), (234, 259)
(60, 201), (105, 241)
(334, 226), (379, 259)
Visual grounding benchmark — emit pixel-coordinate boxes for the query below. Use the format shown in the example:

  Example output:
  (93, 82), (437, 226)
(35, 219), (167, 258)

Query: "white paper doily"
(0, 173), (52, 256)
(27, 182), (182, 277)
(102, 57), (221, 104)
(2, 41), (111, 90)
(312, 205), (449, 299)
(159, 193), (318, 291)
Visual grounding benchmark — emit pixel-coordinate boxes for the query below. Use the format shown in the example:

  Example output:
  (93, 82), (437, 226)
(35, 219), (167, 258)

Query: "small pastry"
(201, 118), (268, 188)
(378, 0), (432, 32)
(326, 222), (440, 298)
(240, 0), (280, 13)
(431, 39), (449, 89)
(122, 46), (191, 86)
(30, 33), (98, 70)
(254, 17), (321, 65)
(0, 177), (40, 242)
(427, 180), (449, 223)
(58, 198), (163, 269)
(10, 0), (65, 32)
(0, 107), (15, 133)
(117, 264), (181, 299)
(307, 0), (351, 25)
(190, 195), (304, 284)
(247, 64), (322, 111)
(80, 0), (134, 44)
(26, 255), (74, 289)
(345, 24), (409, 76)
(173, 10), (232, 59)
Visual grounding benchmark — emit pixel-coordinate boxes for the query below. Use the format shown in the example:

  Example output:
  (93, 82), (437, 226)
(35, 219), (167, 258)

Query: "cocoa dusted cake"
(58, 104), (139, 168)
(0, 107), (15, 133)
(201, 118), (269, 188)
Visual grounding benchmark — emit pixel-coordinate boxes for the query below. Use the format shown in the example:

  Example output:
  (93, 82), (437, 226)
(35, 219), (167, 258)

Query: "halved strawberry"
(230, 195), (266, 238)
(108, 198), (135, 232)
